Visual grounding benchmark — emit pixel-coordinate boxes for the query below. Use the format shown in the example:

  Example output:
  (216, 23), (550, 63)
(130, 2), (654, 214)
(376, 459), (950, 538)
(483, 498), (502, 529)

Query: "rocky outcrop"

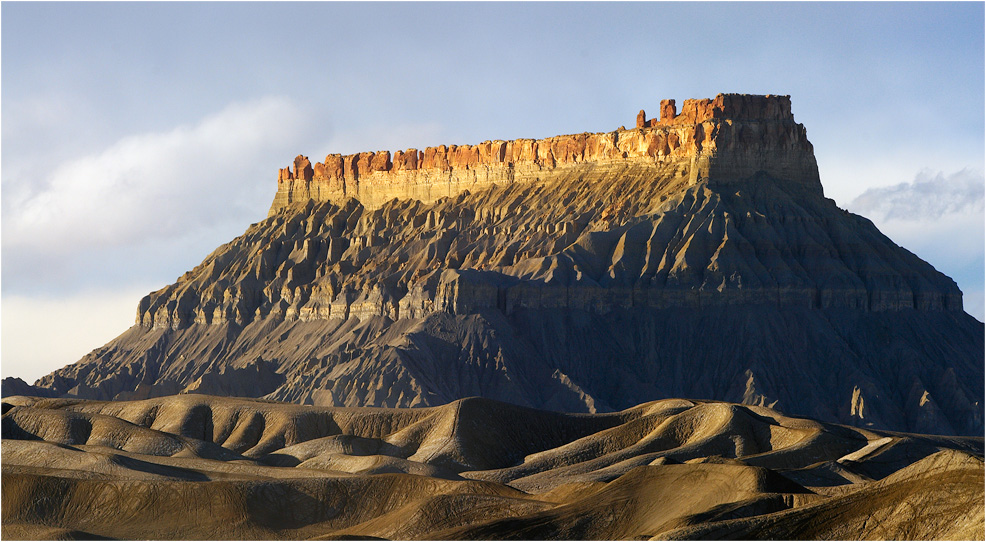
(270, 94), (820, 211)
(15, 94), (984, 437)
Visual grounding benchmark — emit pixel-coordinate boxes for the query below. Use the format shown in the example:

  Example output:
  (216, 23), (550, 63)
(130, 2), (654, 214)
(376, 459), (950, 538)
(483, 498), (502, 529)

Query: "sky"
(2, 2), (984, 383)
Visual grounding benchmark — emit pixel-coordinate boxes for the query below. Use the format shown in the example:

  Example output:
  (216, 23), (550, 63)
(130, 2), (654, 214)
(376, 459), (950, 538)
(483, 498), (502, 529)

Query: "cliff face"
(134, 175), (962, 333)
(270, 94), (820, 211)
(14, 94), (983, 436)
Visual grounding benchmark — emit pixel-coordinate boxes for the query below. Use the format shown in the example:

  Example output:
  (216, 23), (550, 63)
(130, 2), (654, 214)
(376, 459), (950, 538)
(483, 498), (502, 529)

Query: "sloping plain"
(2, 394), (982, 540)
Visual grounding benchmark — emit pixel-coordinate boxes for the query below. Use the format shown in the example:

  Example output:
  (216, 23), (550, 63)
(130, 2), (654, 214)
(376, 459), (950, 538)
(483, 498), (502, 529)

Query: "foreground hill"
(9, 94), (983, 435)
(2, 394), (982, 540)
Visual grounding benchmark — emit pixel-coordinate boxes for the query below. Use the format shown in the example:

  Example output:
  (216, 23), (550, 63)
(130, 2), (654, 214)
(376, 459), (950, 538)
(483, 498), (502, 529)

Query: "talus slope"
(12, 94), (983, 436)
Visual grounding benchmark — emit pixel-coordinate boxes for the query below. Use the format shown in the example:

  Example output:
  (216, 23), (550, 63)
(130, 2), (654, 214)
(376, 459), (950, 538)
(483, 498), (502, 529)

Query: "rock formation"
(8, 94), (983, 436)
(270, 94), (821, 210)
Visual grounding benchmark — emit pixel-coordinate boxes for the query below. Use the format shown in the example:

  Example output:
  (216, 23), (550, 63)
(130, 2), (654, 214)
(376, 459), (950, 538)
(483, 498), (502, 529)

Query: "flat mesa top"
(270, 93), (818, 212)
(277, 93), (799, 182)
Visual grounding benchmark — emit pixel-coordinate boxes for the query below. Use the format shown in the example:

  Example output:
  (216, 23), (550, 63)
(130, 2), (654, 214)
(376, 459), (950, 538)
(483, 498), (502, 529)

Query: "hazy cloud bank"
(849, 168), (984, 221)
(3, 96), (313, 254)
(2, 286), (156, 383)
(0, 95), (461, 381)
(1, 97), (326, 295)
(1, 97), (324, 379)
(847, 169), (985, 321)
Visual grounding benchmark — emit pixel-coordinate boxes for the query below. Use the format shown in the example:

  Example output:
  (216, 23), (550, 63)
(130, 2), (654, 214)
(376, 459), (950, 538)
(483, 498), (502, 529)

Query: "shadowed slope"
(659, 450), (985, 540)
(2, 394), (982, 540)
(9, 95), (982, 437)
(15, 172), (982, 436)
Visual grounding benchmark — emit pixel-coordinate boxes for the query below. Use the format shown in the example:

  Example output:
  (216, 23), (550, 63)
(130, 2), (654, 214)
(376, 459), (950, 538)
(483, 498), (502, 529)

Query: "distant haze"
(2, 2), (983, 382)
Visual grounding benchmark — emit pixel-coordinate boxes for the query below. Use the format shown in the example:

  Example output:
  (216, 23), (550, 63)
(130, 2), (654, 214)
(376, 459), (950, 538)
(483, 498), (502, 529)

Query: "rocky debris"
(294, 155), (313, 181)
(636, 109), (658, 129)
(130, 173), (966, 333)
(278, 155), (314, 183)
(277, 166), (292, 183)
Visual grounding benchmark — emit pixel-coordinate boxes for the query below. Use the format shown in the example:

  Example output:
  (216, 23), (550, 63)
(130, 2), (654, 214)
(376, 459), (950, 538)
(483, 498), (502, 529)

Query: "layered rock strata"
(11, 94), (983, 436)
(270, 94), (821, 211)
(139, 175), (962, 333)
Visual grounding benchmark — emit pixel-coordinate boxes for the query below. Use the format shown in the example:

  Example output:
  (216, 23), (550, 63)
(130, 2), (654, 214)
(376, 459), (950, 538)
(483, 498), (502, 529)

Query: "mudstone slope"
(2, 395), (983, 540)
(7, 94), (983, 436)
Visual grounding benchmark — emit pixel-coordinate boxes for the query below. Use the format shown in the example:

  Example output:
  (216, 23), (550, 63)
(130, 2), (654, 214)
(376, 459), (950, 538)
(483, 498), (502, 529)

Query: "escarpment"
(139, 174), (961, 331)
(154, 93), (959, 327)
(16, 94), (983, 437)
(270, 94), (821, 211)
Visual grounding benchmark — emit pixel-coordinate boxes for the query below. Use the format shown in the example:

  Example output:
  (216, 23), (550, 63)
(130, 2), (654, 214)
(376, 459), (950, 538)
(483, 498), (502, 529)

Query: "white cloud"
(814, 143), (985, 208)
(1, 286), (155, 383)
(2, 96), (314, 255)
(847, 169), (985, 321)
(0, 98), (460, 382)
(846, 169), (985, 259)
(1, 97), (322, 380)
(849, 168), (984, 221)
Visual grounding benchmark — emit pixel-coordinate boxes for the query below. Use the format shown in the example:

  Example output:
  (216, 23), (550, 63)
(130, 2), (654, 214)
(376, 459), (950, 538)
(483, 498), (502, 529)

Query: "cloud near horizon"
(2, 287), (157, 383)
(848, 168), (985, 222)
(2, 96), (315, 256)
(0, 96), (346, 304)
(0, 97), (453, 381)
(847, 168), (985, 321)
(1, 97), (326, 380)
(847, 169), (984, 258)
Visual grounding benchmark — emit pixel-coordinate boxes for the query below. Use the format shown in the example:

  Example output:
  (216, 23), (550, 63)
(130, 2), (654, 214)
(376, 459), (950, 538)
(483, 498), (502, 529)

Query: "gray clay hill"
(3, 394), (983, 539)
(7, 94), (984, 436)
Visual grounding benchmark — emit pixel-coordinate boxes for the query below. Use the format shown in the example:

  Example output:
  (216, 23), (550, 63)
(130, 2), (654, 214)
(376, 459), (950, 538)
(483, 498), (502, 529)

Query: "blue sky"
(2, 2), (984, 382)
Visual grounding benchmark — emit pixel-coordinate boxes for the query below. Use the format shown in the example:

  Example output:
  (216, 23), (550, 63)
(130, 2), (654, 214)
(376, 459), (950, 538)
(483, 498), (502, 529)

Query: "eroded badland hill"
(10, 93), (980, 436)
(3, 93), (984, 540)
(2, 395), (983, 540)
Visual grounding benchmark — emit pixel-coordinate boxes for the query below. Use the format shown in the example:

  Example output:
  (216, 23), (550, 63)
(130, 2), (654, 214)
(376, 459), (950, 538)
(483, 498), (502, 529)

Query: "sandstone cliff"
(270, 94), (821, 211)
(13, 94), (983, 436)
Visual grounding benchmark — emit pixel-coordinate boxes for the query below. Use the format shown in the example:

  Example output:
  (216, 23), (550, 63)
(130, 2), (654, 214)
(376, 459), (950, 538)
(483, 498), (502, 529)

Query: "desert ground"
(2, 394), (982, 540)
